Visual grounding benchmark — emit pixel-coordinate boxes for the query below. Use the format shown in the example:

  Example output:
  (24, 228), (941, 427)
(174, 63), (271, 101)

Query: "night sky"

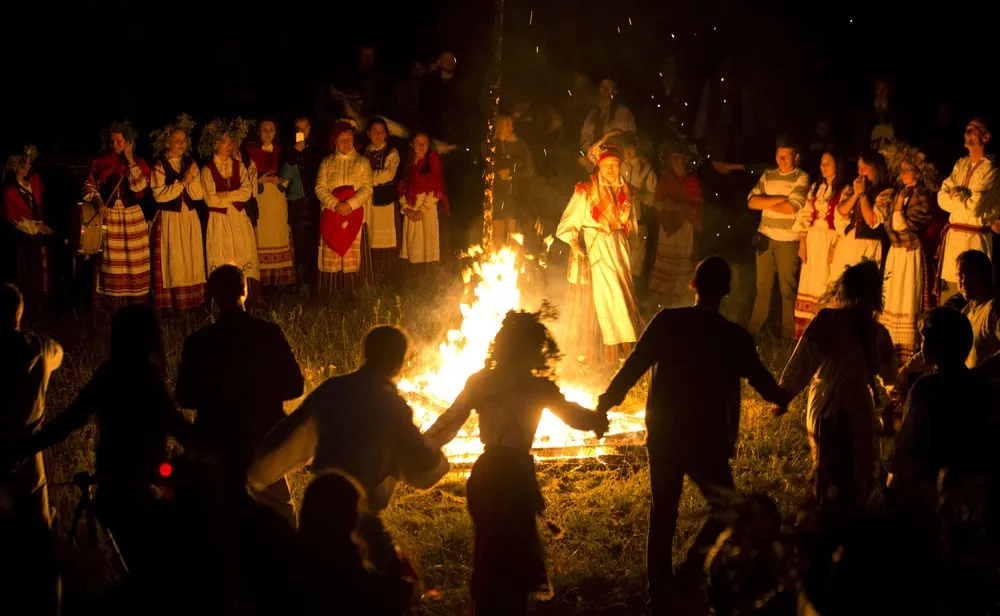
(4, 0), (994, 163)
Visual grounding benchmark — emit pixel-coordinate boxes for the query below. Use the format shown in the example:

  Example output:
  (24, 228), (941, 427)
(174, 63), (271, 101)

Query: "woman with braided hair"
(424, 307), (608, 616)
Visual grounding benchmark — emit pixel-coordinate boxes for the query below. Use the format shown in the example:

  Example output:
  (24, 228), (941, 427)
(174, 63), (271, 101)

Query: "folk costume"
(621, 153), (657, 286)
(650, 162), (702, 304)
(3, 146), (50, 299)
(364, 141), (400, 279)
(83, 125), (151, 307)
(247, 142), (296, 286)
(198, 118), (258, 283)
(399, 150), (448, 265)
(556, 148), (640, 365)
(315, 122), (373, 292)
(792, 182), (846, 338)
(878, 143), (937, 362)
(150, 116), (206, 311)
(829, 186), (891, 284)
(936, 155), (998, 301)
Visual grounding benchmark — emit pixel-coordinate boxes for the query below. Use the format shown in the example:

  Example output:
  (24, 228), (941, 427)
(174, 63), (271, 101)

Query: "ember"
(399, 246), (646, 463)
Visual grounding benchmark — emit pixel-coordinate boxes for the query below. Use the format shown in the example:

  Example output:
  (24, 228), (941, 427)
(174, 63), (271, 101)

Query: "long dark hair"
(819, 151), (847, 199)
(858, 150), (890, 195)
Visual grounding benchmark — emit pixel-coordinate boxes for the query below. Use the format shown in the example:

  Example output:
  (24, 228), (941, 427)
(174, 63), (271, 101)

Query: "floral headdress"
(658, 127), (704, 175)
(5, 144), (39, 174)
(101, 120), (136, 150)
(880, 140), (939, 192)
(150, 113), (197, 158)
(198, 117), (256, 159)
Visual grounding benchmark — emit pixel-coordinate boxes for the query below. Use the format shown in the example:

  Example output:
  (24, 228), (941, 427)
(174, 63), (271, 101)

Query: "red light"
(159, 463), (173, 478)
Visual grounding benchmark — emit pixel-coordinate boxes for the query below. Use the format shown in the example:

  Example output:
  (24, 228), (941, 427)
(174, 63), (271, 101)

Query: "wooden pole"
(482, 0), (504, 253)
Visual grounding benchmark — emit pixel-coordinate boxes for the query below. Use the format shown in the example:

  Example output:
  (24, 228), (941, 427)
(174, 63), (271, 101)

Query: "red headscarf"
(399, 150), (449, 216)
(328, 121), (356, 153)
(654, 169), (703, 234)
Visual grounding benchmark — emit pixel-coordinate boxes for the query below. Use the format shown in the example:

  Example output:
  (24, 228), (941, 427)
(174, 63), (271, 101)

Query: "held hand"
(853, 176), (866, 194)
(594, 413), (610, 439)
(335, 202), (352, 216)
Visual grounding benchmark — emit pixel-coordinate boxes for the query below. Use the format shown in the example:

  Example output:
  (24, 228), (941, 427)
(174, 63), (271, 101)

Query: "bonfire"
(399, 244), (646, 464)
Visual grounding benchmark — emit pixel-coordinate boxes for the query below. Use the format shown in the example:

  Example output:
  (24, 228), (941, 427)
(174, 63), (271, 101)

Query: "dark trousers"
(647, 446), (734, 615)
(288, 198), (318, 285)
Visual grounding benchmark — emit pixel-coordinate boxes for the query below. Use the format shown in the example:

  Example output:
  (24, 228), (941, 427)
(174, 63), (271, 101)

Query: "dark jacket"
(175, 310), (303, 475)
(602, 307), (784, 460)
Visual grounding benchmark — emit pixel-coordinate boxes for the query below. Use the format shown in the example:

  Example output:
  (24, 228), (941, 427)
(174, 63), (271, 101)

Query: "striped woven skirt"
(97, 203), (150, 301)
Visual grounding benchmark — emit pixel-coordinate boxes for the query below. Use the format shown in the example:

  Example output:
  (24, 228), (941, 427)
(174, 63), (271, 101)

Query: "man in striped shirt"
(747, 137), (810, 339)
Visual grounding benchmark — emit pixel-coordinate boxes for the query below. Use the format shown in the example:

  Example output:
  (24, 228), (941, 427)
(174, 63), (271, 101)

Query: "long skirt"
(467, 446), (550, 615)
(564, 255), (636, 369)
(318, 227), (372, 294)
(97, 203), (150, 302)
(400, 195), (440, 264)
(793, 226), (837, 339)
(828, 234), (881, 286)
(206, 208), (259, 281)
(6, 230), (49, 299)
(879, 245), (927, 363)
(649, 221), (695, 305)
(809, 405), (877, 514)
(153, 208), (206, 311)
(256, 184), (295, 286)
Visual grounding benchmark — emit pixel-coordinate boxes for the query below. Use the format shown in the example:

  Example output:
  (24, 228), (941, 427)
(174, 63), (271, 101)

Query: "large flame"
(400, 246), (645, 463)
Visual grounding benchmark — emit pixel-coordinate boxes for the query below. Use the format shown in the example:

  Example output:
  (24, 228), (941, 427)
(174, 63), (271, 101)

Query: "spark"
(659, 72), (663, 77)
(671, 33), (675, 39)
(657, 104), (661, 108)
(723, 99), (727, 103)
(617, 25), (621, 34)
(628, 17), (632, 25)
(721, 77), (725, 82)
(684, 102), (688, 106)
(651, 94), (655, 99)
(529, 9), (533, 25)
(568, 89), (573, 96)
(536, 46), (539, 53)
(849, 18), (853, 23)
(543, 148), (548, 156)
(713, 26), (717, 31)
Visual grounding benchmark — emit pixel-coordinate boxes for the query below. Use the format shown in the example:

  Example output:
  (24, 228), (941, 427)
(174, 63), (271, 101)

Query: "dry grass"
(34, 270), (812, 615)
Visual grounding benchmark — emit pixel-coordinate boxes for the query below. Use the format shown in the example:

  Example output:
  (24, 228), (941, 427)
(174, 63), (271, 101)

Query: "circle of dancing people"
(3, 57), (1000, 616)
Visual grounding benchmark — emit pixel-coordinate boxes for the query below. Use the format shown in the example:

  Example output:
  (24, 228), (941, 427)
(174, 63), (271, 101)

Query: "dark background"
(3, 0), (994, 163)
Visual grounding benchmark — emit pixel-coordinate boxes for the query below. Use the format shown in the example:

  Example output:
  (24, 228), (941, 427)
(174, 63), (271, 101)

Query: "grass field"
(33, 263), (813, 615)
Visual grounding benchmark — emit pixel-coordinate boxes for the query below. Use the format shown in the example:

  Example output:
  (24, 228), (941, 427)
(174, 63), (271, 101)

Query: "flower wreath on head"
(880, 140), (939, 192)
(657, 128), (704, 176)
(101, 120), (136, 150)
(5, 144), (39, 176)
(150, 113), (198, 159)
(198, 117), (257, 160)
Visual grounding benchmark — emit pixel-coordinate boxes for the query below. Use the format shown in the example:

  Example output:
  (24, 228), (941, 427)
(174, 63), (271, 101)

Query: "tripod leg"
(98, 521), (130, 577)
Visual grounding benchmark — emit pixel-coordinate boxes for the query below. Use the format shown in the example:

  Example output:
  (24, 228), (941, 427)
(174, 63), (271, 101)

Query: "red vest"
(208, 158), (245, 211)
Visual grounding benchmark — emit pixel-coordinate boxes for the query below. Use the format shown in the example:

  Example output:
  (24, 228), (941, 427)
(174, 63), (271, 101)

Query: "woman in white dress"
(878, 144), (936, 362)
(828, 151), (893, 284)
(399, 133), (448, 265)
(199, 119), (258, 288)
(792, 152), (850, 338)
(150, 117), (206, 311)
(247, 120), (296, 287)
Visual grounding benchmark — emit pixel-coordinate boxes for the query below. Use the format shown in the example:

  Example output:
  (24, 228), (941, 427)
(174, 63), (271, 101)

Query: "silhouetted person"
(298, 472), (411, 616)
(424, 308), (608, 616)
(18, 304), (193, 587)
(0, 282), (61, 615)
(248, 325), (447, 575)
(890, 308), (990, 500)
(597, 256), (788, 615)
(776, 261), (900, 515)
(0, 283), (62, 528)
(175, 264), (302, 523)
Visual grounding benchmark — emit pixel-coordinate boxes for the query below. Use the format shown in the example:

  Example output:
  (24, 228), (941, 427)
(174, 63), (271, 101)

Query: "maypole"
(481, 0), (504, 253)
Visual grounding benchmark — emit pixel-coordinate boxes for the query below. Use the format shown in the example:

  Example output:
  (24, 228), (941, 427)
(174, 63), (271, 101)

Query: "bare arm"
(423, 386), (475, 449)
